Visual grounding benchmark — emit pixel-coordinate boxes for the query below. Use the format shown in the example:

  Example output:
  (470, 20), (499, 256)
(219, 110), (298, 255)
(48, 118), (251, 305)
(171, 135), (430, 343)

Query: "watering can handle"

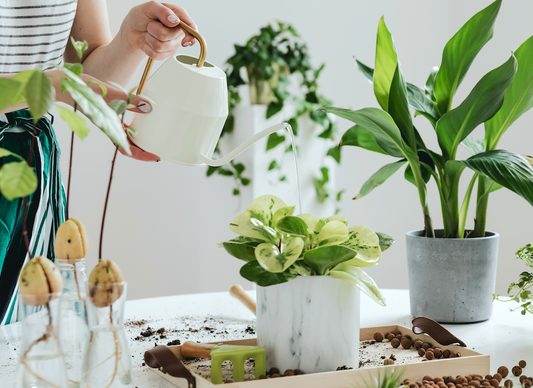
(137, 21), (207, 94)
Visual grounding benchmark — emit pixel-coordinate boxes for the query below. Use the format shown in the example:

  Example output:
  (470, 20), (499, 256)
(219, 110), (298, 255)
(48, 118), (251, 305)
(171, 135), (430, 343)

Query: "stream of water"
(285, 123), (302, 215)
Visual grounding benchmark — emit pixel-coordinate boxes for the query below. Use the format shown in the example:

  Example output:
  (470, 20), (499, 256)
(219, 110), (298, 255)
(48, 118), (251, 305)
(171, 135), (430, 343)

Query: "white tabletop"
(1, 289), (532, 387)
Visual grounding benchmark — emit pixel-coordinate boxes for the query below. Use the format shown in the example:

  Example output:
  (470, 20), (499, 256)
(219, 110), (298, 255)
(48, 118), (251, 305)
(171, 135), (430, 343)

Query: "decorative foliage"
(219, 195), (394, 305)
(324, 0), (533, 238)
(494, 244), (533, 315)
(208, 22), (343, 208)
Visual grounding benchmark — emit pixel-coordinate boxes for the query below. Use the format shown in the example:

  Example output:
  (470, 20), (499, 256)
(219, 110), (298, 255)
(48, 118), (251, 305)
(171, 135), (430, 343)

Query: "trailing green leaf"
(329, 263), (386, 306)
(0, 161), (38, 200)
(303, 245), (355, 275)
(356, 160), (407, 199)
(240, 260), (298, 287)
(56, 105), (90, 140)
(25, 70), (55, 122)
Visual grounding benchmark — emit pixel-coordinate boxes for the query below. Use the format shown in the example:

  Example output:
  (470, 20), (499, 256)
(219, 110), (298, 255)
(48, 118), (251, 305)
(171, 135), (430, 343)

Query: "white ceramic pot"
(256, 276), (360, 373)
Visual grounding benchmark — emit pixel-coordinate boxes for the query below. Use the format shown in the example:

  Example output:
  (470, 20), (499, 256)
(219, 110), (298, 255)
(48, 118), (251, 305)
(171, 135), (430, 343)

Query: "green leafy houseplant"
(494, 244), (533, 315)
(209, 22), (344, 208)
(218, 195), (394, 305)
(324, 0), (533, 238)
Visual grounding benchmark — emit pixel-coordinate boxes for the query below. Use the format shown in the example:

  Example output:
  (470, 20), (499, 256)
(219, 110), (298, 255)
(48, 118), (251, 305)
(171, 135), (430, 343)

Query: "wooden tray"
(147, 324), (489, 388)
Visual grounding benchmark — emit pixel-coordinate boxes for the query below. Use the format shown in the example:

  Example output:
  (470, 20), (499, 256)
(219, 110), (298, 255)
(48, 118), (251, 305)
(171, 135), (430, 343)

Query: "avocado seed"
(54, 218), (89, 263)
(88, 260), (124, 307)
(19, 256), (63, 306)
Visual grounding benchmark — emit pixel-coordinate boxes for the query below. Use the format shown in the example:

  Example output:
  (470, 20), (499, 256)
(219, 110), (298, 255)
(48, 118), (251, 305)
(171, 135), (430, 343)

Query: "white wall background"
(52, 0), (533, 301)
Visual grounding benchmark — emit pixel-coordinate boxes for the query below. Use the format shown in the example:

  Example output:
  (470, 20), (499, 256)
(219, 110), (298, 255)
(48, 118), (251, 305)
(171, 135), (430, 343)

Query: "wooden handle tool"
(230, 284), (256, 315)
(181, 341), (216, 358)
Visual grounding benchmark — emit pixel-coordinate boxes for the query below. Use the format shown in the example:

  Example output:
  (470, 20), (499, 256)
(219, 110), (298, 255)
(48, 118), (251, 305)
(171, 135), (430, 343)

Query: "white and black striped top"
(0, 0), (78, 74)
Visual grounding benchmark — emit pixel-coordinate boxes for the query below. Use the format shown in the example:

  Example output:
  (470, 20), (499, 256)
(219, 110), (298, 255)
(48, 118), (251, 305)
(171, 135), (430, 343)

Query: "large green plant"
(324, 0), (533, 238)
(218, 195), (394, 305)
(208, 22), (343, 208)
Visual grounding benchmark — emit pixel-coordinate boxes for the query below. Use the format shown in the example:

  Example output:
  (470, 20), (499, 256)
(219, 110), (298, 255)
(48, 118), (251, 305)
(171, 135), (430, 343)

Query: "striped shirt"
(0, 0), (78, 74)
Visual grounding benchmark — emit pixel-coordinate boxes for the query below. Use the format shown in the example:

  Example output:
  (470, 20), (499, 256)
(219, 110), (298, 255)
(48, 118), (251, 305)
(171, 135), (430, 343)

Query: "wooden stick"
(181, 341), (215, 358)
(229, 284), (256, 315)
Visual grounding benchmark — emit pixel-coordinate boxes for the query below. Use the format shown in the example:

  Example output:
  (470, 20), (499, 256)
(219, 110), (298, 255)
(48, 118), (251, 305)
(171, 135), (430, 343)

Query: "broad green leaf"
(56, 105), (90, 140)
(406, 83), (439, 126)
(326, 215), (348, 225)
(11, 70), (34, 105)
(388, 63), (415, 150)
(109, 99), (127, 116)
(64, 63), (83, 77)
(425, 66), (439, 102)
(297, 213), (320, 233)
(266, 132), (285, 151)
(240, 260), (297, 287)
(356, 59), (374, 83)
(436, 55), (517, 161)
(25, 70), (55, 122)
(70, 37), (88, 61)
(220, 236), (263, 262)
(404, 151), (434, 186)
(373, 17), (397, 111)
(340, 125), (387, 155)
(329, 263), (386, 306)
(303, 245), (356, 275)
(0, 161), (38, 200)
(0, 148), (22, 159)
(461, 135), (485, 156)
(0, 79), (22, 111)
(356, 159), (406, 199)
(376, 232), (394, 252)
(255, 238), (303, 273)
(434, 0), (502, 114)
(268, 160), (279, 170)
(323, 107), (412, 158)
(230, 195), (286, 243)
(485, 35), (533, 150)
(61, 77), (130, 153)
(317, 220), (348, 246)
(276, 216), (307, 238)
(342, 225), (382, 267)
(460, 150), (533, 207)
(272, 206), (294, 227)
(292, 261), (312, 276)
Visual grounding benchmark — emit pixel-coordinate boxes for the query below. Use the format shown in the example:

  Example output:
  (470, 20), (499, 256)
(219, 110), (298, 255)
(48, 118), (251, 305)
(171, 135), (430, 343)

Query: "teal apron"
(0, 109), (65, 325)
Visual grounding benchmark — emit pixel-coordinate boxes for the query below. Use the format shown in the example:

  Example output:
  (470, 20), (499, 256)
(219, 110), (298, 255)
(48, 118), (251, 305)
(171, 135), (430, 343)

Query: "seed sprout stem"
(66, 102), (77, 220)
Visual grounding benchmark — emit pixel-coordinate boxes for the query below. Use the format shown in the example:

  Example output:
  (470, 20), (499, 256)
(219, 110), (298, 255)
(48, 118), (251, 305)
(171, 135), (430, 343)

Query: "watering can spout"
(196, 123), (290, 167)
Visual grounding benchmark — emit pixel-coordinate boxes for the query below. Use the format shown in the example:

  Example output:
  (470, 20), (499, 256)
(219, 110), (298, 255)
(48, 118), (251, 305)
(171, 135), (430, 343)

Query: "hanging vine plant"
(207, 22), (344, 209)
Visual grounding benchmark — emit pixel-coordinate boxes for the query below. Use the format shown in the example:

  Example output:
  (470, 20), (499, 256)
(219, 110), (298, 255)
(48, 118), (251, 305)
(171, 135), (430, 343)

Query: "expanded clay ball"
(401, 337), (413, 349)
(284, 370), (294, 376)
(391, 330), (401, 336)
(422, 342), (432, 350)
(391, 338), (400, 348)
(493, 373), (502, 382)
(449, 352), (457, 358)
(512, 366), (522, 376)
(443, 349), (451, 358)
(374, 332), (385, 342)
(387, 333), (396, 341)
(418, 348), (426, 357)
(489, 379), (499, 388)
(433, 348), (443, 358)
(271, 374), (281, 378)
(425, 351), (435, 360)
(498, 367), (509, 378)
(269, 368), (280, 375)
(504, 380), (513, 388)
(520, 361), (528, 368)
(414, 340), (424, 349)
(294, 369), (303, 375)
(520, 376), (527, 384)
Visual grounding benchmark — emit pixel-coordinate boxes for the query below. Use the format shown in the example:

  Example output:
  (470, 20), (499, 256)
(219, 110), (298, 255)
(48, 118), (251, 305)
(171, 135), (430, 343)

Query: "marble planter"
(256, 276), (360, 373)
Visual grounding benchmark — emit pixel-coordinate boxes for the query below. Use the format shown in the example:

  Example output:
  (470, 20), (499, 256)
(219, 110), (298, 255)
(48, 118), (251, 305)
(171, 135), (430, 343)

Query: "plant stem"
(98, 147), (119, 261)
(66, 103), (78, 220)
(473, 176), (490, 237)
(457, 174), (478, 238)
(408, 158), (435, 237)
(22, 122), (38, 258)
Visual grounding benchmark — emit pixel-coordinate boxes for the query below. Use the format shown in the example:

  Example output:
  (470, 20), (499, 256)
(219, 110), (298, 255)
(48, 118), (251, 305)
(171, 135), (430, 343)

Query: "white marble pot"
(256, 276), (360, 373)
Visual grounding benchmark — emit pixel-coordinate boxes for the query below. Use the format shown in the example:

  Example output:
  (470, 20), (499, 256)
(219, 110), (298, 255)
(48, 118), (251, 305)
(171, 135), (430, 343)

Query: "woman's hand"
(121, 1), (198, 60)
(52, 70), (160, 162)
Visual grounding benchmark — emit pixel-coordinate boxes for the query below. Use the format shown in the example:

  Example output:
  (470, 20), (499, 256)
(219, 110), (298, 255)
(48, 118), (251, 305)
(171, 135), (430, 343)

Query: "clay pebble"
(401, 337), (413, 349)
(504, 380), (513, 388)
(520, 360), (527, 368)
(512, 366), (522, 376)
(493, 373), (502, 382)
(391, 338), (400, 348)
(498, 367), (509, 378)
(374, 332), (385, 342)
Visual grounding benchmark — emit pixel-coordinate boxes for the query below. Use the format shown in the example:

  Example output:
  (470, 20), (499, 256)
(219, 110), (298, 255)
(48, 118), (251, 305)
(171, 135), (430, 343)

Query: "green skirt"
(0, 109), (65, 325)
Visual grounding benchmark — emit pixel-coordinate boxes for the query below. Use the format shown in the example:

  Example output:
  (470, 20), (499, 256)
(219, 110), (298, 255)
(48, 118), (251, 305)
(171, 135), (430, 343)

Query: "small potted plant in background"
(209, 22), (344, 213)
(323, 0), (533, 323)
(219, 194), (393, 373)
(494, 244), (533, 315)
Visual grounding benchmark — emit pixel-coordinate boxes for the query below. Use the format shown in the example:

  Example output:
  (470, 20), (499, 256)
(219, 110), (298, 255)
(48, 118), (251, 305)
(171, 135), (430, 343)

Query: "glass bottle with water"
(57, 260), (89, 388)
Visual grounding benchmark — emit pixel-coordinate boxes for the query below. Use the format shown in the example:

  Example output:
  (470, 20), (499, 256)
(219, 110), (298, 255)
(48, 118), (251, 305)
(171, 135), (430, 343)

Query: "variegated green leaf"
(376, 232), (395, 252)
(298, 213), (320, 233)
(317, 220), (349, 246)
(272, 206), (294, 227)
(220, 236), (263, 262)
(326, 215), (348, 225)
(342, 225), (382, 267)
(255, 236), (303, 273)
(240, 261), (298, 287)
(329, 263), (386, 306)
(230, 195), (287, 243)
(276, 216), (307, 238)
(303, 245), (356, 275)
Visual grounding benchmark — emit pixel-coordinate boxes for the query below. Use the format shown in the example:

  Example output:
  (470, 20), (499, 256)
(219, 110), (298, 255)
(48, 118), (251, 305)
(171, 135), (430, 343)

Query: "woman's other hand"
(122, 2), (198, 60)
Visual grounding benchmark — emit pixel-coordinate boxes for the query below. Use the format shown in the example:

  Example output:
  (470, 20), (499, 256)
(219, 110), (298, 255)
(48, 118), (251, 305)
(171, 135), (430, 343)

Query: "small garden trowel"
(229, 284), (256, 316)
(181, 341), (265, 384)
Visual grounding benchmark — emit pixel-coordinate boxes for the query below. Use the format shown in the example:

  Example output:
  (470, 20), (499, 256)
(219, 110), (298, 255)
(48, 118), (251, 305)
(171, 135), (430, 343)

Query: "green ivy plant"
(208, 22), (343, 208)
(218, 194), (394, 305)
(494, 244), (533, 315)
(0, 40), (131, 200)
(323, 0), (533, 238)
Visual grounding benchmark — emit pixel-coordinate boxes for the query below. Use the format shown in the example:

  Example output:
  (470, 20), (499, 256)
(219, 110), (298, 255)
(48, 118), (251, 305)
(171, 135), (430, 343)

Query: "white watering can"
(129, 22), (290, 166)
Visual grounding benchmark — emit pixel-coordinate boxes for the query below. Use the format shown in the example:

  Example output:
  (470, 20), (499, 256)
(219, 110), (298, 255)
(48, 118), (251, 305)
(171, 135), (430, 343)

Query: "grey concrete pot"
(406, 230), (499, 323)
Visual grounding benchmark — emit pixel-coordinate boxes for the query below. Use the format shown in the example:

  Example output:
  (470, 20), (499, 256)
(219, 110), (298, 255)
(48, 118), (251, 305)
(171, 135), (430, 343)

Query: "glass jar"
(81, 281), (133, 388)
(57, 259), (89, 388)
(15, 292), (69, 388)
